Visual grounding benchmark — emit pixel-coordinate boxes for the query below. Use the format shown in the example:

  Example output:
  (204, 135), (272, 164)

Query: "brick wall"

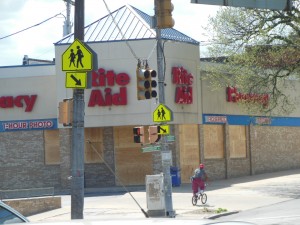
(84, 127), (115, 188)
(0, 127), (115, 192)
(199, 125), (300, 181)
(4, 197), (61, 216)
(59, 129), (72, 190)
(250, 125), (300, 174)
(2, 124), (300, 192)
(0, 131), (60, 190)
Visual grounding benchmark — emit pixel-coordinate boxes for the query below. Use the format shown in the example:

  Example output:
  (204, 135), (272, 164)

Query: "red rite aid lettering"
(88, 68), (129, 107)
(0, 95), (37, 112)
(172, 66), (193, 104)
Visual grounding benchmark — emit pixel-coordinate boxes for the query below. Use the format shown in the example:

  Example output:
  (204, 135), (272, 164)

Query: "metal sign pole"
(71, 0), (85, 220)
(155, 19), (175, 218)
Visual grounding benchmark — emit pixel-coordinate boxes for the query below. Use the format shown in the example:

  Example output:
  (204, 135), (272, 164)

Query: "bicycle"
(192, 190), (207, 205)
(192, 189), (207, 205)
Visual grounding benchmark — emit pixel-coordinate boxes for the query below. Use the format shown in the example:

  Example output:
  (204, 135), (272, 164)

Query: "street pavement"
(28, 169), (300, 222)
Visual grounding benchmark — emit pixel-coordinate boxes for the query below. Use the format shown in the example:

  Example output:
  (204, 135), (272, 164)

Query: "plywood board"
(203, 125), (224, 159)
(85, 128), (103, 163)
(114, 126), (152, 185)
(228, 126), (247, 158)
(44, 130), (60, 165)
(179, 124), (200, 183)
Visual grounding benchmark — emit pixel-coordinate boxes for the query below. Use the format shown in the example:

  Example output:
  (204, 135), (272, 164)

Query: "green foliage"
(215, 208), (228, 214)
(203, 1), (300, 115)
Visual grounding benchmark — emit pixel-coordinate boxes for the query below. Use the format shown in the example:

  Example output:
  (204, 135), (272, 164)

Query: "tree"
(203, 1), (300, 115)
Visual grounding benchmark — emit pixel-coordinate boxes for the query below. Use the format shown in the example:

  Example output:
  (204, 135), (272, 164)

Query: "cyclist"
(191, 163), (208, 197)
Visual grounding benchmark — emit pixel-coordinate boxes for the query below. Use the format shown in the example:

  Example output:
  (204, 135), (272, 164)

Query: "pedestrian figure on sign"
(68, 49), (76, 67)
(157, 109), (161, 120)
(161, 107), (166, 120)
(76, 46), (84, 68)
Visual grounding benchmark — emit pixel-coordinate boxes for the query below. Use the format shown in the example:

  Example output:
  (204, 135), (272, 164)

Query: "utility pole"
(154, 0), (175, 218)
(71, 0), (85, 220)
(62, 0), (74, 36)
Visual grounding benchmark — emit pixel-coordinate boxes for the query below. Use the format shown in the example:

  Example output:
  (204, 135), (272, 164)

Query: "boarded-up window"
(44, 130), (60, 165)
(114, 126), (152, 186)
(203, 125), (224, 159)
(229, 125), (247, 158)
(179, 124), (200, 183)
(85, 128), (103, 163)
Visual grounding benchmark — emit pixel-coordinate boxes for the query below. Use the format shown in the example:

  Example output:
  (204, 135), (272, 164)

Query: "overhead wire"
(102, 0), (157, 64)
(1, 1), (157, 64)
(0, 12), (65, 40)
(102, 0), (138, 60)
(86, 140), (149, 218)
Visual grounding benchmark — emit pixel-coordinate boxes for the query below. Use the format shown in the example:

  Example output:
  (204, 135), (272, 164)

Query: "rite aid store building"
(1, 5), (300, 192)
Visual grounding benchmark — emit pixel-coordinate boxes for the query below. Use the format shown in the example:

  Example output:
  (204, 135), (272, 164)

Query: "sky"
(0, 0), (221, 67)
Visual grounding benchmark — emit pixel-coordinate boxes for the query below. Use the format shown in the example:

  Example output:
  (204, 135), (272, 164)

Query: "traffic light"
(145, 69), (158, 99)
(58, 99), (73, 126)
(156, 0), (175, 29)
(148, 126), (161, 143)
(133, 126), (145, 144)
(136, 68), (158, 100)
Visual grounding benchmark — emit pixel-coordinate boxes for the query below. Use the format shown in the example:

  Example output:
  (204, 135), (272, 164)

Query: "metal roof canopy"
(56, 5), (199, 45)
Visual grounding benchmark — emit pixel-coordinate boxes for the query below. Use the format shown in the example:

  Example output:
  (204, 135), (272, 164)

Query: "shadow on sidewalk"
(172, 168), (300, 194)
(57, 169), (300, 197)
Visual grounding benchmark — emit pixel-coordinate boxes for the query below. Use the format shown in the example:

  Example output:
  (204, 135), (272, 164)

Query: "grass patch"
(215, 208), (228, 214)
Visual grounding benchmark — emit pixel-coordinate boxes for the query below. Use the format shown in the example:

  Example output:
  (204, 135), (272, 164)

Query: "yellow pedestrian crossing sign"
(62, 39), (93, 71)
(153, 104), (172, 122)
(65, 72), (87, 89)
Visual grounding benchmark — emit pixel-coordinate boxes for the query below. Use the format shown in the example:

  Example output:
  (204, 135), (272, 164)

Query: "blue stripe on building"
(203, 114), (300, 126)
(0, 118), (58, 132)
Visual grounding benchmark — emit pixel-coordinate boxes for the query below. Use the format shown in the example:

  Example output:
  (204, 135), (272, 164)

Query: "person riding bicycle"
(191, 163), (208, 197)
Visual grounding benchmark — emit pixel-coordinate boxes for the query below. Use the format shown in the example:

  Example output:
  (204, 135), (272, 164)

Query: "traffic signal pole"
(71, 0), (85, 219)
(155, 12), (175, 218)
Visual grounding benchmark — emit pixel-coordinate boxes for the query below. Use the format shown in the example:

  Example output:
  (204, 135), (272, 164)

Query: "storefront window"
(203, 125), (224, 159)
(228, 125), (247, 158)
(84, 128), (103, 163)
(44, 130), (60, 165)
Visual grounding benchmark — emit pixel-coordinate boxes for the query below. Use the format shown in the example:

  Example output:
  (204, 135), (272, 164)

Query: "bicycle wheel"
(192, 195), (198, 206)
(201, 193), (207, 204)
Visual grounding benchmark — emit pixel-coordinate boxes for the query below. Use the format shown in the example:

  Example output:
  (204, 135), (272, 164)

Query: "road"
(28, 169), (300, 224)
(214, 170), (300, 225)
(215, 199), (300, 224)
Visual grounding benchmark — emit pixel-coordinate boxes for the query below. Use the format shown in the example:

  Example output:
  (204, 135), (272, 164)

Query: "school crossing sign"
(62, 39), (93, 72)
(62, 39), (93, 89)
(153, 103), (172, 123)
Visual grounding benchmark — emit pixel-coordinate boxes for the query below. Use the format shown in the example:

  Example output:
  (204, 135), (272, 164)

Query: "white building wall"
(0, 65), (57, 121)
(55, 39), (201, 128)
(201, 74), (300, 118)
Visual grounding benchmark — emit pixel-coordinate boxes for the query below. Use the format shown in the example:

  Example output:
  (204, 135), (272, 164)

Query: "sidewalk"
(28, 169), (300, 221)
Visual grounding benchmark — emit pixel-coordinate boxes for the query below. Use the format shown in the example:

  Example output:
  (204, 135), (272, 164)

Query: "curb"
(206, 210), (240, 219)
